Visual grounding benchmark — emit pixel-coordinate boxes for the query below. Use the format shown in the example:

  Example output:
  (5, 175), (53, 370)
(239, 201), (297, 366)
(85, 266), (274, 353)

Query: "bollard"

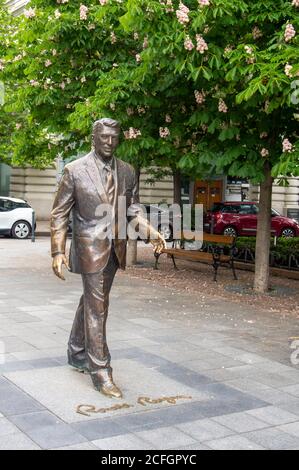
(31, 210), (36, 243)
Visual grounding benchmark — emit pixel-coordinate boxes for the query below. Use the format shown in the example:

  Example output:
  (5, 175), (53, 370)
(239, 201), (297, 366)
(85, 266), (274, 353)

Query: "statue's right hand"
(52, 254), (70, 281)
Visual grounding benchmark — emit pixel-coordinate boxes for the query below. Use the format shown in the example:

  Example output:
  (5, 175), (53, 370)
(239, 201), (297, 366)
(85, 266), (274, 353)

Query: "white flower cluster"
(260, 132), (268, 139)
(260, 148), (269, 158)
(282, 138), (293, 153)
(159, 127), (170, 138)
(80, 5), (88, 21)
(252, 26), (263, 39)
(196, 35), (208, 54)
(124, 128), (141, 139)
(160, 0), (174, 12)
(110, 32), (117, 44)
(184, 35), (194, 51)
(194, 90), (206, 104)
(24, 8), (36, 18)
(176, 3), (189, 25)
(137, 106), (146, 115)
(218, 98), (228, 113)
(285, 23), (296, 42)
(285, 63), (293, 77)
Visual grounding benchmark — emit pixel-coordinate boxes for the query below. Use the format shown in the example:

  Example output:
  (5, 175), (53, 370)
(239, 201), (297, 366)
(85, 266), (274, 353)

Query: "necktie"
(104, 164), (115, 205)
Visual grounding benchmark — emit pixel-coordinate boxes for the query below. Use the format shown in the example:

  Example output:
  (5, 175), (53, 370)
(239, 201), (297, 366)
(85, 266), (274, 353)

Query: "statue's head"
(92, 118), (120, 160)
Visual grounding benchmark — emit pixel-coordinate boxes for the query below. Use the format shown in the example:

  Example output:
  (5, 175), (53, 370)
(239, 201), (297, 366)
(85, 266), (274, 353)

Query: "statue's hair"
(92, 118), (120, 144)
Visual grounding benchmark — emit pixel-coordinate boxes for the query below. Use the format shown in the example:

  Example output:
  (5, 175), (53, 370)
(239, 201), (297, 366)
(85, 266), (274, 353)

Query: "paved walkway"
(0, 238), (299, 450)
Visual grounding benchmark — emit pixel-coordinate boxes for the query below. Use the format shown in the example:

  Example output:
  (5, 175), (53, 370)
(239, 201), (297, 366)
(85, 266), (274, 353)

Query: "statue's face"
(94, 125), (120, 160)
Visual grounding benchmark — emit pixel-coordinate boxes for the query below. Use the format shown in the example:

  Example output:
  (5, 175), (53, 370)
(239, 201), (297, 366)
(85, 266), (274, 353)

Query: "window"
(211, 203), (225, 212)
(0, 199), (14, 212)
(222, 205), (240, 214)
(239, 204), (254, 215)
(14, 202), (30, 209)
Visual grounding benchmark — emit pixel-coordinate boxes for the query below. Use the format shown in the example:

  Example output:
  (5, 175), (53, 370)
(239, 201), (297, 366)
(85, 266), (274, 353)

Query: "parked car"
(0, 196), (34, 239)
(204, 202), (299, 238)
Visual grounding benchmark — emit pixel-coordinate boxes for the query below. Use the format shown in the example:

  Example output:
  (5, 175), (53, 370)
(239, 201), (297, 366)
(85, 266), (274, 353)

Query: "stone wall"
(249, 177), (299, 216)
(139, 170), (174, 205)
(9, 167), (57, 220)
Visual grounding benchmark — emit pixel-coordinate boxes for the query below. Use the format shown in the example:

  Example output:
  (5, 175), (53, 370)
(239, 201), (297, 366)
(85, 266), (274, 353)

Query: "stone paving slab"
(0, 432), (41, 450)
(4, 360), (207, 423)
(205, 435), (265, 450)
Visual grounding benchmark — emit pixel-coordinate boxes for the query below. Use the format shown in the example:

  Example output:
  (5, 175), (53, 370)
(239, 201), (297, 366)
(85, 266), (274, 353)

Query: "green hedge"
(236, 237), (299, 258)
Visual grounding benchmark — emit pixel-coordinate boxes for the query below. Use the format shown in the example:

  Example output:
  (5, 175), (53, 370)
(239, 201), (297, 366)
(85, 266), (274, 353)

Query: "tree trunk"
(253, 161), (273, 293)
(173, 169), (181, 206)
(126, 166), (141, 266)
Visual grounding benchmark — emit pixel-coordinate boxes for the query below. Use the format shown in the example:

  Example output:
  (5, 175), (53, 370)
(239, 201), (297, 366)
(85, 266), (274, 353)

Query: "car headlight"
(292, 219), (299, 226)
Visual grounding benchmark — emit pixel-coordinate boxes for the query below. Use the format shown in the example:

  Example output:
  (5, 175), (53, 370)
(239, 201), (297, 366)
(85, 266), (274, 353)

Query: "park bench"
(154, 231), (238, 282)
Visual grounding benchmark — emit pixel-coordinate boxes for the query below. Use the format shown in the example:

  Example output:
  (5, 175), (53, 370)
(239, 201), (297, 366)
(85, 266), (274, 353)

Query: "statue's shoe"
(91, 369), (122, 398)
(98, 381), (123, 399)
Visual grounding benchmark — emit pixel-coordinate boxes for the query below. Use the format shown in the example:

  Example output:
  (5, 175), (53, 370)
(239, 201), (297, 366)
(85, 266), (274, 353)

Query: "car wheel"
(280, 227), (295, 238)
(11, 221), (31, 239)
(158, 224), (173, 241)
(223, 226), (237, 237)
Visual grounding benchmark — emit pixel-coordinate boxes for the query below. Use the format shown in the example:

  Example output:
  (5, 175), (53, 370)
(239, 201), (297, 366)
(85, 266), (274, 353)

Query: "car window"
(239, 204), (254, 215)
(14, 202), (30, 209)
(222, 205), (240, 213)
(211, 203), (225, 212)
(0, 200), (15, 212)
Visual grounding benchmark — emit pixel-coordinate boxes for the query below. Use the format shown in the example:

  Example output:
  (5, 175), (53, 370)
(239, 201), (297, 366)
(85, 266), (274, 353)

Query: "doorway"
(194, 179), (223, 212)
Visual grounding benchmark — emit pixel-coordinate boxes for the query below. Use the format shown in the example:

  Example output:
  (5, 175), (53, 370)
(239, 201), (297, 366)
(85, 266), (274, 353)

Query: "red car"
(204, 202), (299, 238)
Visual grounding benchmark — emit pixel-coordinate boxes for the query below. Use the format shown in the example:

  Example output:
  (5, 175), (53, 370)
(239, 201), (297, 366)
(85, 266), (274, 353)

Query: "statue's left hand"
(52, 253), (70, 281)
(150, 233), (167, 254)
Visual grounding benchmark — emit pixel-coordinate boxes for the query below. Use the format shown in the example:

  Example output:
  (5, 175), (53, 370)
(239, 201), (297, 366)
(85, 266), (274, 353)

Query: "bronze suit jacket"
(51, 151), (139, 274)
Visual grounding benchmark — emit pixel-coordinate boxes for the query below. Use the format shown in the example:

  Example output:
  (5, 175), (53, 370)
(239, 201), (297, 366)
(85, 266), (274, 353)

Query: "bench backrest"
(178, 230), (235, 245)
(203, 233), (235, 245)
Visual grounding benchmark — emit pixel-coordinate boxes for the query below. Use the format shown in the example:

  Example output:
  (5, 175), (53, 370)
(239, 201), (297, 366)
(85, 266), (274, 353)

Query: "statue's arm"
(51, 166), (75, 265)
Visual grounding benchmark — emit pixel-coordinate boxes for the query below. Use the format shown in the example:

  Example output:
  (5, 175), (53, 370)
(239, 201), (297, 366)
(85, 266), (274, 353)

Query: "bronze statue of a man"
(51, 118), (165, 398)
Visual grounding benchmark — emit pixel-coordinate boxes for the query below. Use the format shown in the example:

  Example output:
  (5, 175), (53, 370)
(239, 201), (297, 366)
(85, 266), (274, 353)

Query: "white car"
(0, 196), (34, 239)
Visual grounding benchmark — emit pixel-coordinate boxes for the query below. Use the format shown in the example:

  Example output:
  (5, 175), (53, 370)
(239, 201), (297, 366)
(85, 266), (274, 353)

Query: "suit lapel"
(85, 151), (109, 204)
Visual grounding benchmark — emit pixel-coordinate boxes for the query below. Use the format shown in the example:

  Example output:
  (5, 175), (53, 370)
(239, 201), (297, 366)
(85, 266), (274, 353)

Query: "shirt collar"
(94, 151), (115, 171)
